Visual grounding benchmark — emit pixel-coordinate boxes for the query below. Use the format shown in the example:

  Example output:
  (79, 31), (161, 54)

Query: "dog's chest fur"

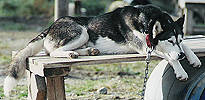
(88, 36), (137, 54)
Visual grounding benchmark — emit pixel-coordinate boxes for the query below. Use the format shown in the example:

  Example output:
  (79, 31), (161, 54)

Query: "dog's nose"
(178, 52), (185, 60)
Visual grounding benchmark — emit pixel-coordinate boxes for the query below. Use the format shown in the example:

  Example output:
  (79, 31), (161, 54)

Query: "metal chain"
(141, 50), (152, 100)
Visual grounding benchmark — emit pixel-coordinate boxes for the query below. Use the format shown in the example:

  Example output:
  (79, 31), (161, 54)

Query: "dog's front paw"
(175, 71), (188, 81)
(68, 51), (79, 59)
(88, 48), (100, 56)
(190, 58), (201, 68)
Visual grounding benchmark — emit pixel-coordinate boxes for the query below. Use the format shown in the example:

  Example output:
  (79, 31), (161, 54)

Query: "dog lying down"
(4, 5), (201, 96)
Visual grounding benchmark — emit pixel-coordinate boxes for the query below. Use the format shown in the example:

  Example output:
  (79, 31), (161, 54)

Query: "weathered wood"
(27, 71), (47, 100)
(183, 37), (205, 52)
(44, 67), (71, 77)
(28, 58), (71, 77)
(186, 9), (194, 34)
(74, 0), (81, 15)
(184, 0), (205, 4)
(46, 77), (66, 100)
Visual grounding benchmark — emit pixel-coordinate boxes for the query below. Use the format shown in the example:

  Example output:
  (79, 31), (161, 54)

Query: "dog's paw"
(190, 58), (201, 68)
(68, 52), (79, 59)
(175, 71), (188, 81)
(88, 48), (100, 56)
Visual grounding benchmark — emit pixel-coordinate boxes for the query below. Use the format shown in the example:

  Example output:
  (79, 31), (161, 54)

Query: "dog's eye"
(179, 40), (182, 43)
(168, 40), (173, 43)
(168, 40), (175, 45)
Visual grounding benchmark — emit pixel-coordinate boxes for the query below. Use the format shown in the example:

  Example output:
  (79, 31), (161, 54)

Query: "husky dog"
(4, 5), (201, 96)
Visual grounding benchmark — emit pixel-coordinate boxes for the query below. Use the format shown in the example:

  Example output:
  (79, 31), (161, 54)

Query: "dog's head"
(152, 14), (185, 61)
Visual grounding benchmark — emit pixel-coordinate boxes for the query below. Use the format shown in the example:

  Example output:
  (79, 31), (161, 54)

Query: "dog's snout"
(178, 52), (185, 60)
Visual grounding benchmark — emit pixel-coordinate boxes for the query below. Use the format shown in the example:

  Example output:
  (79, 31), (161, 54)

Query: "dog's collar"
(146, 34), (152, 48)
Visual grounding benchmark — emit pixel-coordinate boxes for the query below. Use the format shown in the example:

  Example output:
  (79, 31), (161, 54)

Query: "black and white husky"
(4, 5), (201, 96)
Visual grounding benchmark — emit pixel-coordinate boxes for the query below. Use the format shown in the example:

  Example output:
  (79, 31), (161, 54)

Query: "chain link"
(141, 50), (152, 100)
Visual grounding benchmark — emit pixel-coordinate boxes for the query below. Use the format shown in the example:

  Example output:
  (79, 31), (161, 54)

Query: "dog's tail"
(4, 29), (48, 96)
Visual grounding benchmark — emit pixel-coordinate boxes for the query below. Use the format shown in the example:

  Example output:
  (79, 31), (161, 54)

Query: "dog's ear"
(152, 21), (163, 36)
(175, 15), (185, 29)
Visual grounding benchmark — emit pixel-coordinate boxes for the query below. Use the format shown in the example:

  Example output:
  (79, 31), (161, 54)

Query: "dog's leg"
(47, 25), (89, 58)
(168, 60), (188, 80)
(50, 47), (100, 58)
(75, 47), (100, 56)
(50, 49), (79, 58)
(182, 43), (201, 67)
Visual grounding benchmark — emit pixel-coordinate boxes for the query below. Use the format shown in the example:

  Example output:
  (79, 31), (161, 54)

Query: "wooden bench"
(25, 36), (205, 100)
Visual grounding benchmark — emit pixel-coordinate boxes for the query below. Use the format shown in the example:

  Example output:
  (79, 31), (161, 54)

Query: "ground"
(0, 31), (160, 100)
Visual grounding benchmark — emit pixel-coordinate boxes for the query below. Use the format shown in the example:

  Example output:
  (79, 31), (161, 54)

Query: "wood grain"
(47, 77), (66, 100)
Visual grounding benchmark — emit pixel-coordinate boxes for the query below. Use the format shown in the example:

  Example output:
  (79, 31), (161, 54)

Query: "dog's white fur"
(154, 34), (201, 80)
(182, 43), (201, 67)
(93, 36), (136, 54)
(4, 76), (18, 96)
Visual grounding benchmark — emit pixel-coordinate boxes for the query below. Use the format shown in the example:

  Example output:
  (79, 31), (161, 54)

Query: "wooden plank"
(184, 0), (205, 4)
(47, 77), (66, 100)
(43, 54), (160, 68)
(28, 58), (71, 77)
(30, 54), (160, 68)
(183, 38), (205, 52)
(44, 67), (71, 77)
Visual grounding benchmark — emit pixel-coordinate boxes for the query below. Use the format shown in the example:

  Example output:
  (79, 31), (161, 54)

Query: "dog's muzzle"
(178, 52), (185, 60)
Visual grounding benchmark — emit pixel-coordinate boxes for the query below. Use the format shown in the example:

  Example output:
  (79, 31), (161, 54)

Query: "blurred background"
(0, 0), (204, 99)
(0, 0), (204, 33)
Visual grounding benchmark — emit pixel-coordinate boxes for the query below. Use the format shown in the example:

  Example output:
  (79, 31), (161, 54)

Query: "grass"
(65, 60), (160, 99)
(0, 54), (11, 66)
(0, 85), (28, 100)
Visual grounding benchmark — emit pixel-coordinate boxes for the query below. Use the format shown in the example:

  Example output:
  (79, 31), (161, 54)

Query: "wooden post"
(74, 0), (81, 15)
(27, 67), (70, 100)
(54, 0), (69, 20)
(25, 50), (71, 100)
(46, 77), (66, 100)
(186, 7), (194, 34)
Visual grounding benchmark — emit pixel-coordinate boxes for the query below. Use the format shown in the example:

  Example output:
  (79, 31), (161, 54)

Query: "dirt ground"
(0, 31), (159, 100)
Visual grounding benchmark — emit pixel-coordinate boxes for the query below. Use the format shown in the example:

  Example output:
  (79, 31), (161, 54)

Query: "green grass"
(65, 60), (160, 99)
(0, 87), (4, 99)
(66, 79), (108, 96)
(0, 54), (11, 65)
(0, 85), (27, 100)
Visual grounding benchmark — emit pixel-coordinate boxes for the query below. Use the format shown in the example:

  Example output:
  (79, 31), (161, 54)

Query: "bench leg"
(27, 71), (47, 100)
(46, 77), (66, 100)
